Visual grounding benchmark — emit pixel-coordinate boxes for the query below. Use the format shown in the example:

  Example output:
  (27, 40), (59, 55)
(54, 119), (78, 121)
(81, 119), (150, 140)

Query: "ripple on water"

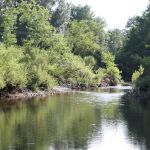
(77, 90), (125, 104)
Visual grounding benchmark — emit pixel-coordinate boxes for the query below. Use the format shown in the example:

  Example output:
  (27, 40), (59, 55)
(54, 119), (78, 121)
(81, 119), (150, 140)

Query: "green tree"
(71, 5), (94, 21)
(68, 20), (100, 57)
(117, 2), (150, 97)
(2, 1), (54, 48)
(107, 29), (125, 54)
(51, 0), (71, 34)
(117, 4), (150, 81)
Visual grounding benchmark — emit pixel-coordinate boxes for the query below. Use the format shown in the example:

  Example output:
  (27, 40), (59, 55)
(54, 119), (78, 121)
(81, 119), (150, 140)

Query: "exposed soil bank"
(0, 86), (73, 100)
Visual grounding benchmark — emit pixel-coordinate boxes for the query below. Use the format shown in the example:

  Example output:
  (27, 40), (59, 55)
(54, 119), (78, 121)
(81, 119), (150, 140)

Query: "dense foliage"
(0, 0), (122, 92)
(117, 2), (150, 97)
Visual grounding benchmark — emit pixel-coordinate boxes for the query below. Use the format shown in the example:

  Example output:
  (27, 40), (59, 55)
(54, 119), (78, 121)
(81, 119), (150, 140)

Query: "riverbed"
(0, 86), (149, 150)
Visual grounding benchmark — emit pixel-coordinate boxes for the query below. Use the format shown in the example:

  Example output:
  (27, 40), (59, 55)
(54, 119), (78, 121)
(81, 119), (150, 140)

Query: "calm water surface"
(0, 87), (150, 150)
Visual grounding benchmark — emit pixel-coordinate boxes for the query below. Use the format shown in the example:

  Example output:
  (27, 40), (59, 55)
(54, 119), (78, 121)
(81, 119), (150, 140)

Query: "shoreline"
(0, 85), (133, 101)
(0, 86), (73, 100)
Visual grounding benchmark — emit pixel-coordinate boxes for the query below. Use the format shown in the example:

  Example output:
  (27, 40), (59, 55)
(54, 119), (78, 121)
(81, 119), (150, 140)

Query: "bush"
(23, 47), (57, 91)
(27, 68), (56, 91)
(84, 56), (96, 69)
(132, 65), (144, 83)
(96, 68), (107, 83)
(106, 66), (121, 85)
(48, 52), (96, 87)
(99, 51), (122, 85)
(0, 44), (27, 90)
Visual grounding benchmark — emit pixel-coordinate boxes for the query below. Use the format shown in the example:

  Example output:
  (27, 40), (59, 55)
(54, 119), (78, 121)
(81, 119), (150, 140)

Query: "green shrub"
(99, 51), (122, 85)
(48, 52), (96, 87)
(0, 44), (27, 89)
(84, 56), (96, 69)
(132, 65), (144, 83)
(27, 68), (56, 91)
(23, 47), (57, 90)
(95, 68), (107, 83)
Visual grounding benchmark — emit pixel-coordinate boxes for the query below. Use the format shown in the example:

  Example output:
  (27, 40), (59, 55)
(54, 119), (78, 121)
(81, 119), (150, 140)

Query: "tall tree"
(107, 29), (125, 54)
(71, 5), (94, 21)
(2, 1), (54, 48)
(51, 0), (71, 34)
(117, 2), (150, 81)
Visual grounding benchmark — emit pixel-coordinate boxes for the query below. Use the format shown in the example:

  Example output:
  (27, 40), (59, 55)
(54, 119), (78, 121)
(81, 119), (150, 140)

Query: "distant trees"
(71, 5), (94, 21)
(107, 29), (125, 54)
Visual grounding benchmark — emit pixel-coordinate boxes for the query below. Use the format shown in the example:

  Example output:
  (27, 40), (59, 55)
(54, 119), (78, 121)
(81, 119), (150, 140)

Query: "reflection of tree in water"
(0, 94), (102, 150)
(120, 99), (150, 150)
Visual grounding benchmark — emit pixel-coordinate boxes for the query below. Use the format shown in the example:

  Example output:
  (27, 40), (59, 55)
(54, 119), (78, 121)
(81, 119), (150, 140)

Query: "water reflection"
(0, 87), (148, 150)
(120, 100), (150, 150)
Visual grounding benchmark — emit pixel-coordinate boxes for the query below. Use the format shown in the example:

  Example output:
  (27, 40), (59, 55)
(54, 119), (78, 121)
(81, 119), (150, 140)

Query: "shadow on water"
(0, 86), (149, 150)
(120, 98), (150, 150)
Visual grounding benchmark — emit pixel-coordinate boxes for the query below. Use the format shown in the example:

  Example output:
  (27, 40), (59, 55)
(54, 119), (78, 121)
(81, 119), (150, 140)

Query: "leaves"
(0, 0), (122, 91)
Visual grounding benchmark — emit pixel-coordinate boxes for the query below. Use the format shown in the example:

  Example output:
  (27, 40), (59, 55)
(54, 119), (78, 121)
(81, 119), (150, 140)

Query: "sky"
(67, 0), (149, 29)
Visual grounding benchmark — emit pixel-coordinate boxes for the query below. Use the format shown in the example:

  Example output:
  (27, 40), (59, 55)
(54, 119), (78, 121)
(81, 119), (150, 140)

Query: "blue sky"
(67, 0), (149, 29)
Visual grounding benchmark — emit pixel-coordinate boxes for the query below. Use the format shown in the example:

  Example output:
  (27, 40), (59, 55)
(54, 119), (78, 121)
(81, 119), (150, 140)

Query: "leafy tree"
(51, 0), (71, 34)
(68, 20), (100, 57)
(36, 0), (57, 9)
(0, 0), (123, 93)
(0, 0), (57, 10)
(117, 3), (150, 81)
(71, 5), (94, 21)
(2, 7), (17, 46)
(101, 51), (122, 85)
(107, 29), (125, 54)
(2, 1), (54, 48)
(116, 2), (150, 97)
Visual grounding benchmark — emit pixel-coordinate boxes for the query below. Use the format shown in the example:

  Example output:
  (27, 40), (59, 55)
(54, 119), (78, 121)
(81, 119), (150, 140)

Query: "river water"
(0, 87), (150, 150)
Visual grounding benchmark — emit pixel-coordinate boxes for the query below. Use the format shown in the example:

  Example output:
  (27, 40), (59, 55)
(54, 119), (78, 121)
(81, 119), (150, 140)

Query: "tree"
(117, 6), (150, 80)
(51, 0), (71, 34)
(68, 20), (100, 57)
(71, 5), (94, 21)
(0, 0), (57, 10)
(2, 1), (54, 48)
(107, 29), (125, 54)
(116, 1), (150, 97)
(0, 0), (122, 92)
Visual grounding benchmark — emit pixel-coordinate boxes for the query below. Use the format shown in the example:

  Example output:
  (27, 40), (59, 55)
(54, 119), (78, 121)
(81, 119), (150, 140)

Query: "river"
(0, 86), (149, 150)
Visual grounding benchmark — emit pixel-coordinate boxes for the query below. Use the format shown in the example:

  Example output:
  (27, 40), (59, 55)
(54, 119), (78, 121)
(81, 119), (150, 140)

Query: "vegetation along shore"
(0, 0), (149, 101)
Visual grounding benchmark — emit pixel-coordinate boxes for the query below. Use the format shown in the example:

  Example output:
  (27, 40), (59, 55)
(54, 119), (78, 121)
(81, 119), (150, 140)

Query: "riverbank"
(0, 86), (73, 100)
(0, 84), (133, 100)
